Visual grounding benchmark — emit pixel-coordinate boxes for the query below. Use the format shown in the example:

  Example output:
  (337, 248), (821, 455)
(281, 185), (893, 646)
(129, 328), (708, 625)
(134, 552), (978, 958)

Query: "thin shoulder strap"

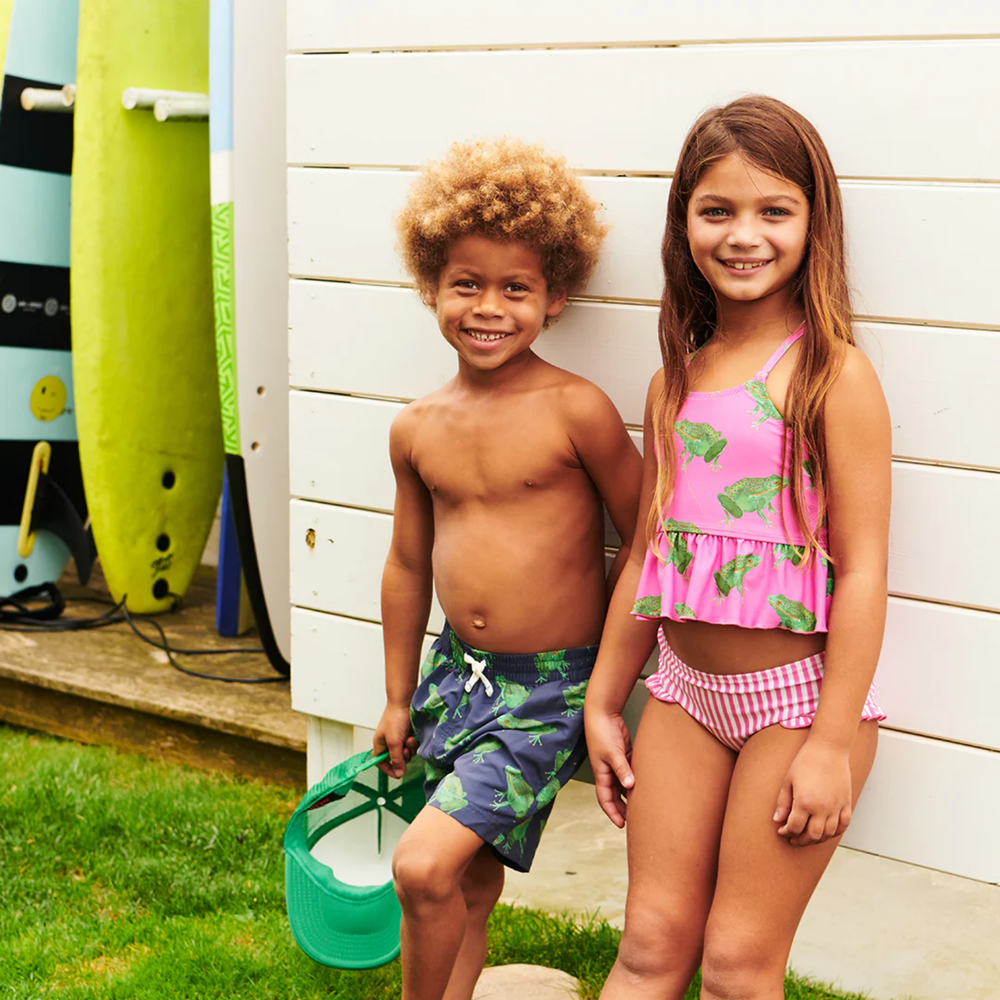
(755, 324), (806, 380)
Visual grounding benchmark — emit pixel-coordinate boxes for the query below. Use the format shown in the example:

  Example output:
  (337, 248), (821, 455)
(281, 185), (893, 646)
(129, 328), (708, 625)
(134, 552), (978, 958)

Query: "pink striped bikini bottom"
(646, 628), (886, 752)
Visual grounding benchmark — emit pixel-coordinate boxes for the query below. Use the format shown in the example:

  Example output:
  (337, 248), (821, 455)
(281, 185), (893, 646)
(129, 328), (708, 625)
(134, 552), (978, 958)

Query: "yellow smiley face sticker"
(30, 376), (67, 422)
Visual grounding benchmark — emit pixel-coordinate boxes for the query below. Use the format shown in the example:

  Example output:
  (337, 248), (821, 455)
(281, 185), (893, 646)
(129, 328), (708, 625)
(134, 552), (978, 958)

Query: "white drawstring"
(463, 652), (494, 696)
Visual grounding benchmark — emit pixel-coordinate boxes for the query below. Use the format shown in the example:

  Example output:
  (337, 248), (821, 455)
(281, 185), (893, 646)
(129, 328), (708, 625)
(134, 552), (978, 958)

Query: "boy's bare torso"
(402, 363), (608, 654)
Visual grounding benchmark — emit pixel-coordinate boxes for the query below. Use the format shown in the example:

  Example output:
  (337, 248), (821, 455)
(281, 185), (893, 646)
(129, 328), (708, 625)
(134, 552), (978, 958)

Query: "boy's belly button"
(470, 616), (487, 630)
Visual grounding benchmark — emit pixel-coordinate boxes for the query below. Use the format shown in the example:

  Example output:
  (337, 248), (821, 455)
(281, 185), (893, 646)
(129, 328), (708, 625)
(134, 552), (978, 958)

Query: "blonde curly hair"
(396, 136), (608, 300)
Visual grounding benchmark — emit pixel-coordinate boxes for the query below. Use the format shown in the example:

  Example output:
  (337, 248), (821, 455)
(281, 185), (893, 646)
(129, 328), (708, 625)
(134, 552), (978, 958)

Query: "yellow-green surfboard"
(71, 0), (222, 613)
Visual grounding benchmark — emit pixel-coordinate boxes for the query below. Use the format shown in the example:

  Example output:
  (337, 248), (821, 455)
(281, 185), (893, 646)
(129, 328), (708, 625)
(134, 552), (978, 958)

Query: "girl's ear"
(420, 286), (437, 309)
(545, 288), (568, 318)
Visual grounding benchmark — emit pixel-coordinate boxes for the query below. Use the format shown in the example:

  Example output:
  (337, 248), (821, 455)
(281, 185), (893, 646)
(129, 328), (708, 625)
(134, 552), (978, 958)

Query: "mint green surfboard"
(71, 0), (222, 613)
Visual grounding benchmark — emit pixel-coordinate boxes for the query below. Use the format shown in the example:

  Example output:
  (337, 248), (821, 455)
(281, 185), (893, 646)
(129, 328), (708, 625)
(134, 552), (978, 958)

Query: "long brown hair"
(648, 95), (853, 562)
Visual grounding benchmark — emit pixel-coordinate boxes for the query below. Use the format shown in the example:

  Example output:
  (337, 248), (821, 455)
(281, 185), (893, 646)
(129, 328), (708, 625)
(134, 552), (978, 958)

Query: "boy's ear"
(546, 288), (568, 318)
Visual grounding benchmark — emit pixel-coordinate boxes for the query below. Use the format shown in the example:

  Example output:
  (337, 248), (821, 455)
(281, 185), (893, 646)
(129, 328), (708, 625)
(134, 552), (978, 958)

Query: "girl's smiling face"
(687, 154), (810, 311)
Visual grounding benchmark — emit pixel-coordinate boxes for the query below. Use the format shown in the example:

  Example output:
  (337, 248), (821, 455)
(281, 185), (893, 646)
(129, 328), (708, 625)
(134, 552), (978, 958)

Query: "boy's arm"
(373, 408), (435, 777)
(566, 383), (643, 597)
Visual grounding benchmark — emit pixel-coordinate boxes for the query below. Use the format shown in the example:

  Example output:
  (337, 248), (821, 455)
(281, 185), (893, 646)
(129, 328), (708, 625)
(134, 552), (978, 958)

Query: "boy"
(373, 137), (641, 1000)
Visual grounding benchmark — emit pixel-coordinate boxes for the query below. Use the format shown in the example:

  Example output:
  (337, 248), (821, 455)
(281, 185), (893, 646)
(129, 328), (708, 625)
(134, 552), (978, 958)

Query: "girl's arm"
(584, 371), (664, 827)
(775, 347), (891, 845)
(373, 408), (435, 777)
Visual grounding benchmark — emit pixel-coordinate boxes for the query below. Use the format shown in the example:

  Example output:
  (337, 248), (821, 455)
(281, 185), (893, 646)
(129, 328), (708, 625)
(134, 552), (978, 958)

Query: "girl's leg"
(442, 845), (505, 1000)
(700, 721), (879, 1000)
(393, 805), (490, 1000)
(600, 700), (738, 1000)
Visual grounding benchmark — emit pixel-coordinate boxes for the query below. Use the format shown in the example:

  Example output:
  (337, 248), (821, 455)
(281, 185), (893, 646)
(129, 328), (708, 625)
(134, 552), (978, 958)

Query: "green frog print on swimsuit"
(496, 713), (558, 745)
(420, 648), (448, 681)
(534, 650), (570, 685)
(431, 773), (468, 814)
(718, 475), (790, 526)
(676, 419), (727, 471)
(561, 679), (588, 718)
(773, 543), (804, 568)
(491, 675), (532, 715)
(745, 380), (782, 429)
(493, 817), (533, 857)
(492, 765), (535, 818)
(714, 554), (762, 599)
(768, 594), (817, 632)
(633, 594), (662, 616)
(471, 736), (503, 764)
(661, 518), (703, 579)
(674, 603), (697, 619)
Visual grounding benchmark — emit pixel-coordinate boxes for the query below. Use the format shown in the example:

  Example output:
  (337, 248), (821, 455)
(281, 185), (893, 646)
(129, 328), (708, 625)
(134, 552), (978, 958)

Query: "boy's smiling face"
(430, 235), (567, 374)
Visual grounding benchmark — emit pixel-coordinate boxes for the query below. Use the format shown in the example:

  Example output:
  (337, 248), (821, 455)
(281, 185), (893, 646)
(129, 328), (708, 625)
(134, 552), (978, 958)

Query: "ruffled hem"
(632, 531), (832, 634)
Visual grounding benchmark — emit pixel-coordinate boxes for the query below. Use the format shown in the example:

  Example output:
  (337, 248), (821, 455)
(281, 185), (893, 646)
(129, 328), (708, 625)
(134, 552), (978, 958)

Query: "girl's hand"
(773, 738), (853, 847)
(585, 710), (634, 828)
(373, 703), (418, 778)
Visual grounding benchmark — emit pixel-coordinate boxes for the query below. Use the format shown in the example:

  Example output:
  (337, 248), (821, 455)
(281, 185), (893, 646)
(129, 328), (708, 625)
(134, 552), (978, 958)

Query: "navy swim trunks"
(410, 624), (597, 873)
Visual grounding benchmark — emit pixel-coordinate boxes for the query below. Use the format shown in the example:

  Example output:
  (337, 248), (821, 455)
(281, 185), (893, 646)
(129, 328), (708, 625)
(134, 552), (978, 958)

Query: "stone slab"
(474, 964), (580, 999)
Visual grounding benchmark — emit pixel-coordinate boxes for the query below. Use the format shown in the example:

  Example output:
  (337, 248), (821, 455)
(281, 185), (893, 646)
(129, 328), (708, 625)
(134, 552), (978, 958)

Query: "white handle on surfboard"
(121, 87), (207, 111)
(153, 98), (209, 122)
(20, 86), (74, 112)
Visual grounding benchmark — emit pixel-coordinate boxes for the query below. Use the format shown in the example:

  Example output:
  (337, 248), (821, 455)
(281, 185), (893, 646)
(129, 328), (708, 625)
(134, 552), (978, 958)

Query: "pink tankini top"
(633, 326), (832, 634)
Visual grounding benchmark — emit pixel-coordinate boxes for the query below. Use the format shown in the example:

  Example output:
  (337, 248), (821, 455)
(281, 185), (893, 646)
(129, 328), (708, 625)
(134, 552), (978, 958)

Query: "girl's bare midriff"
(663, 618), (826, 675)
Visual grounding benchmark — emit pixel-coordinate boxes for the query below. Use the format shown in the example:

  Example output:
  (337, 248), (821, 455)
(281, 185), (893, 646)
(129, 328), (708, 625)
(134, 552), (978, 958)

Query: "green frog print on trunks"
(714, 554), (762, 599)
(496, 713), (559, 745)
(492, 765), (535, 818)
(561, 679), (588, 718)
(443, 727), (475, 753)
(676, 419), (727, 471)
(768, 594), (817, 632)
(745, 380), (782, 429)
(491, 675), (532, 715)
(471, 736), (503, 764)
(534, 650), (570, 685)
(430, 773), (468, 814)
(420, 647), (448, 681)
(718, 475), (790, 526)
(493, 817), (533, 858)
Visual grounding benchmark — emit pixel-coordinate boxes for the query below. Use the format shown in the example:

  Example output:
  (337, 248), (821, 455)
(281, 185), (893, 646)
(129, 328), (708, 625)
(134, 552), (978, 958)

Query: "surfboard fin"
(28, 468), (97, 587)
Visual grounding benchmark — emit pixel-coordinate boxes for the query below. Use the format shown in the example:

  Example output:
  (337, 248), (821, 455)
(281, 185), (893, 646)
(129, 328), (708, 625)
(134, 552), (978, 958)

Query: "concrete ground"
(501, 782), (1000, 1000)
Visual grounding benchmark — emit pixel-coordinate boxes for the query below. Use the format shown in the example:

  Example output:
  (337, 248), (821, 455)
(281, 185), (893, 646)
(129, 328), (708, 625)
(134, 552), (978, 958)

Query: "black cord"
(0, 586), (286, 685)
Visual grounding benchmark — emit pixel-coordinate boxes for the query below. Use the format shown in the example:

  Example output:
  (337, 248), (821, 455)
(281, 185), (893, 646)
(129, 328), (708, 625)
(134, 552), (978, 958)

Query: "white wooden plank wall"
(285, 4), (1000, 881)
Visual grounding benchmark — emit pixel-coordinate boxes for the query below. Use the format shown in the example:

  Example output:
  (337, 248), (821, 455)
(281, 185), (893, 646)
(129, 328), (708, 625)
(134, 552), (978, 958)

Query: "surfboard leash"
(0, 585), (286, 684)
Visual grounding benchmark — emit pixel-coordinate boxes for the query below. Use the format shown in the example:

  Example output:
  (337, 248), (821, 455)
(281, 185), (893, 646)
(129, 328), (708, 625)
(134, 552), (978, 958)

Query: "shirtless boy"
(372, 137), (642, 1000)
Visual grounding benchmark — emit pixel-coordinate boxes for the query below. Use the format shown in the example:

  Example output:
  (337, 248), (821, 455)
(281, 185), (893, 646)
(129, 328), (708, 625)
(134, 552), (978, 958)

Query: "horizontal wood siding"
(288, 45), (1000, 180)
(289, 2), (999, 51)
(286, 14), (1000, 880)
(289, 171), (1000, 329)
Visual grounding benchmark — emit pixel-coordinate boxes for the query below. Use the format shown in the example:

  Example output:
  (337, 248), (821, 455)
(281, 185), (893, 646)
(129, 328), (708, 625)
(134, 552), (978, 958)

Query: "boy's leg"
(600, 700), (737, 1000)
(699, 721), (879, 1000)
(442, 845), (505, 1000)
(393, 804), (492, 1000)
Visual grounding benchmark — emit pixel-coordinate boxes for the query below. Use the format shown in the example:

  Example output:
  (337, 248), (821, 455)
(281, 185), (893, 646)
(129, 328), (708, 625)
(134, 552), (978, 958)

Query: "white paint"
(288, 44), (1000, 180)
(289, 1), (1000, 51)
(842, 729), (1000, 884)
(292, 607), (436, 727)
(289, 498), (447, 631)
(289, 281), (1000, 470)
(288, 170), (1000, 330)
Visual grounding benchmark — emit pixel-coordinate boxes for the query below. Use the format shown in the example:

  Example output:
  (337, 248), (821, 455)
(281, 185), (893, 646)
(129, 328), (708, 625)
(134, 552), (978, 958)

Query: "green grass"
(0, 725), (869, 999)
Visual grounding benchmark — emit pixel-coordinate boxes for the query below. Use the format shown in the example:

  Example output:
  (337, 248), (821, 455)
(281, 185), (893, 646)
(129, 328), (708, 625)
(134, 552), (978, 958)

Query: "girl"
(584, 96), (892, 1000)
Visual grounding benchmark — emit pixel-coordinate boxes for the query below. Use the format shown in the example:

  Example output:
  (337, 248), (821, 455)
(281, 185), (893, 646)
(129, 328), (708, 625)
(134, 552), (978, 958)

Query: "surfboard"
(71, 0), (222, 614)
(0, 0), (91, 600)
(209, 0), (290, 670)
